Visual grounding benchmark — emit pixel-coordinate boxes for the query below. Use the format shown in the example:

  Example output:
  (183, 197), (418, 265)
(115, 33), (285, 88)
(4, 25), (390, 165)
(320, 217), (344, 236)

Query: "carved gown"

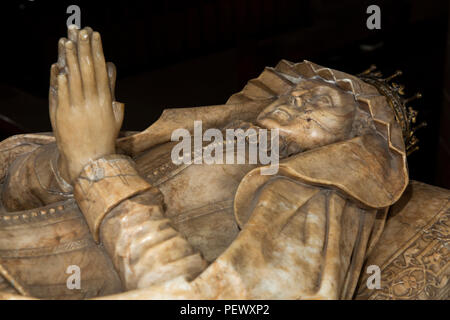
(0, 61), (448, 300)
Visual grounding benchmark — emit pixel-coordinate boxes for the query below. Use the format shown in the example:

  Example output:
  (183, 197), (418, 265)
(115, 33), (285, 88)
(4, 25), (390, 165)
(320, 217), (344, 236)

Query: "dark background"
(0, 0), (449, 188)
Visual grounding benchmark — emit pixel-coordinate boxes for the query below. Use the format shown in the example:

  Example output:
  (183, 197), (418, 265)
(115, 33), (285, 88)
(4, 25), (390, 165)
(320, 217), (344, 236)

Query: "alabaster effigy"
(0, 27), (448, 300)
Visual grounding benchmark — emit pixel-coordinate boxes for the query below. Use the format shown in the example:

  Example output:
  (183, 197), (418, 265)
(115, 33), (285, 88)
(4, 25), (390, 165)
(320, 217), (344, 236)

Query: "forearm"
(1, 143), (70, 211)
(73, 155), (207, 290)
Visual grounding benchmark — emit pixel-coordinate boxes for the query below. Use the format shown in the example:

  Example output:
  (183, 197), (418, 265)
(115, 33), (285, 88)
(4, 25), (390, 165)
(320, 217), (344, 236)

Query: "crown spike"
(411, 122), (427, 133)
(383, 70), (402, 82)
(392, 83), (405, 95)
(404, 92), (422, 104)
(359, 65), (377, 75)
(359, 66), (425, 156)
(407, 146), (420, 156)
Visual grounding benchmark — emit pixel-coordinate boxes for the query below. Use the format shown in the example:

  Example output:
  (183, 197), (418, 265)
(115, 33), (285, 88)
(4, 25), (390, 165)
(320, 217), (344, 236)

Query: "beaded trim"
(0, 199), (77, 227)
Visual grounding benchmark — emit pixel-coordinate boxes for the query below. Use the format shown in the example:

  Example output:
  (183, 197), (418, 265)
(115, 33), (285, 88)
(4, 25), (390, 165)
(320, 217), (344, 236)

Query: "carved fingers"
(62, 28), (109, 108)
(91, 32), (111, 105)
(106, 62), (124, 132)
(112, 101), (125, 134)
(56, 74), (70, 115)
(67, 24), (80, 43)
(49, 37), (68, 135)
(107, 61), (117, 100)
(64, 39), (84, 106)
(78, 29), (99, 103)
(49, 63), (59, 132)
(48, 26), (124, 182)
(57, 37), (67, 70)
(51, 26), (122, 109)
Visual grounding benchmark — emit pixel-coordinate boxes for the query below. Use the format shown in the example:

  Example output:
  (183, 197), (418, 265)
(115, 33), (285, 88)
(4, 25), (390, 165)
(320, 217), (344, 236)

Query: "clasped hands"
(49, 25), (124, 183)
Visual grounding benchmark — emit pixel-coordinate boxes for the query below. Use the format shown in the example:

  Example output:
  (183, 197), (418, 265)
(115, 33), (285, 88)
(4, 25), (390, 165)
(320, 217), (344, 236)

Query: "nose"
(292, 96), (302, 107)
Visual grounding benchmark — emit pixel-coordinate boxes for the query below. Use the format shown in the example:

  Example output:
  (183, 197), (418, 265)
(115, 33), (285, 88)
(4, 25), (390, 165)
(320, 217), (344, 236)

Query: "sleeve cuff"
(73, 154), (151, 242)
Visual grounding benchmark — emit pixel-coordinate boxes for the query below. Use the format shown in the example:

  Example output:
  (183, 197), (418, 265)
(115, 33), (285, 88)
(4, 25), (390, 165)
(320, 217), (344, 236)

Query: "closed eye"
(314, 95), (333, 106)
(288, 95), (303, 107)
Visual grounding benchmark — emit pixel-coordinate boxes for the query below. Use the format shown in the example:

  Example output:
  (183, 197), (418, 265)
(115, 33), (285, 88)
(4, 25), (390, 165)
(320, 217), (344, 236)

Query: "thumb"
(107, 62), (117, 100)
(112, 101), (125, 133)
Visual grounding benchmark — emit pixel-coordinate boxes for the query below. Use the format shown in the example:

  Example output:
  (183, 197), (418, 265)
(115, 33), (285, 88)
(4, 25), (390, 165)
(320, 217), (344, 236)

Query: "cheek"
(280, 121), (328, 149)
(299, 127), (336, 148)
(316, 114), (353, 134)
(309, 107), (355, 135)
(282, 116), (351, 150)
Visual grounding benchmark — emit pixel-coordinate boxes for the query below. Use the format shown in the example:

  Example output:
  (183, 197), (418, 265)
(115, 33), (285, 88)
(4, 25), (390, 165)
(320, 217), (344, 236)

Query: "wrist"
(53, 152), (74, 193)
(62, 149), (116, 183)
(57, 154), (72, 185)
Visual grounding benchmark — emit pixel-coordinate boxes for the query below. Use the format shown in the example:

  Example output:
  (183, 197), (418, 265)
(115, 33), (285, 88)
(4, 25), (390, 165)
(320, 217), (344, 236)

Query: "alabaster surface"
(0, 27), (448, 300)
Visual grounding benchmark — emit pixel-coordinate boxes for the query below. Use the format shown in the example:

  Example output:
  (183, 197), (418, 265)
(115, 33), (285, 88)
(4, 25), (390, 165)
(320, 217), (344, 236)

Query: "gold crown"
(358, 65), (426, 155)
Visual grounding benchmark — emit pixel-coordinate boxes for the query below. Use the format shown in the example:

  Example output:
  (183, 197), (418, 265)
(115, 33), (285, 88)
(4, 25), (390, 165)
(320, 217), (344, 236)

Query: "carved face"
(256, 78), (358, 153)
